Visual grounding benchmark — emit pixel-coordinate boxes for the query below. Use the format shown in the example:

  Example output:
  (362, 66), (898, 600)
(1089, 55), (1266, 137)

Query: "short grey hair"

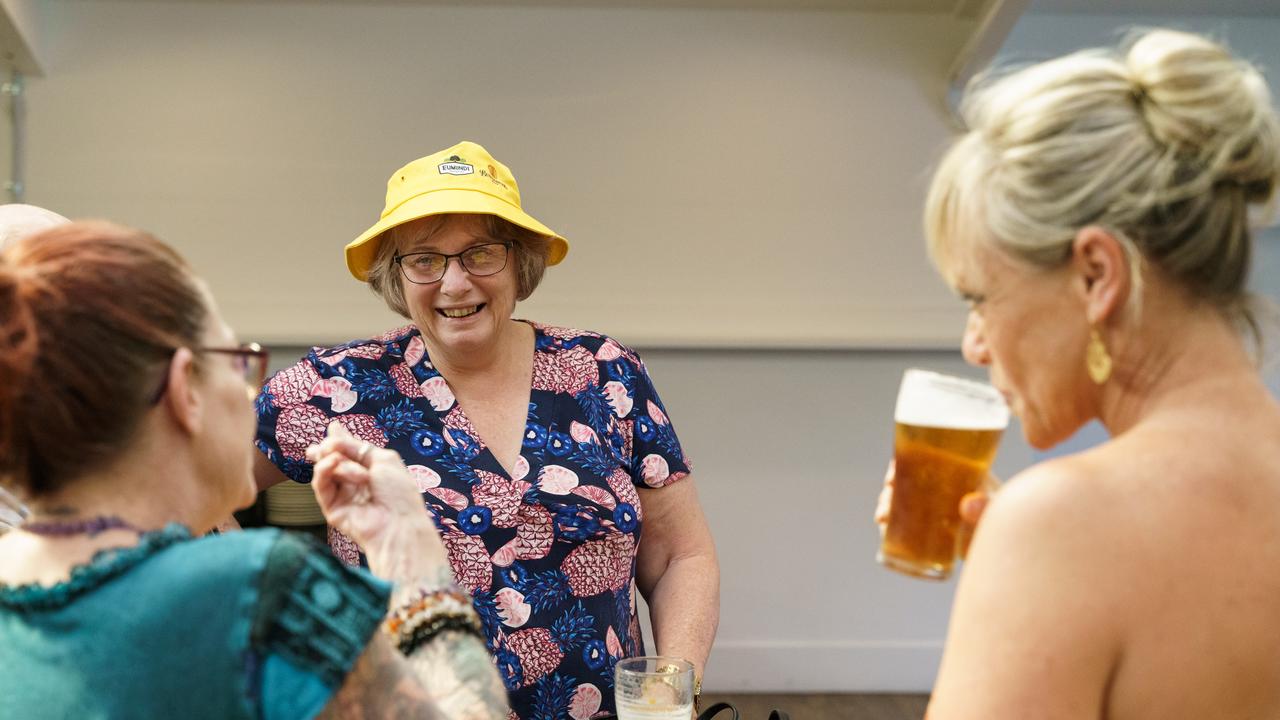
(365, 213), (552, 319)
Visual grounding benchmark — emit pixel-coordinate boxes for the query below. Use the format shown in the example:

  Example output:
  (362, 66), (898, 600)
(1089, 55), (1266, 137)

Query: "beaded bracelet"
(384, 586), (463, 635)
(397, 613), (485, 656)
(395, 592), (474, 639)
(383, 583), (484, 656)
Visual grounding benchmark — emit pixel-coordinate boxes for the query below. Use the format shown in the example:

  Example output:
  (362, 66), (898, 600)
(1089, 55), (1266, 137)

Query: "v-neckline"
(421, 320), (541, 482)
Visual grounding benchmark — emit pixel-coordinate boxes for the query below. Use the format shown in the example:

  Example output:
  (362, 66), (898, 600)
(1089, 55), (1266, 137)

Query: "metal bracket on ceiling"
(945, 0), (1029, 128)
(4, 70), (21, 202)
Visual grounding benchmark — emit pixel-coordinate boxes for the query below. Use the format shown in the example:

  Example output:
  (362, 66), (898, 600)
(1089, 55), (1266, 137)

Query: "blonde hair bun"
(926, 28), (1280, 341)
(1125, 29), (1280, 205)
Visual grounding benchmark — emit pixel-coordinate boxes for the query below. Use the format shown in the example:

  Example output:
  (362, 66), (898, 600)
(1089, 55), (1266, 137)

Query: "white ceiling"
(112, 0), (981, 10)
(105, 0), (1280, 15)
(1034, 0), (1280, 15)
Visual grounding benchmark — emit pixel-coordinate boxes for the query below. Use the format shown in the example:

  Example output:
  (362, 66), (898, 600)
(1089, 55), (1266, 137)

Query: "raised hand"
(307, 421), (447, 577)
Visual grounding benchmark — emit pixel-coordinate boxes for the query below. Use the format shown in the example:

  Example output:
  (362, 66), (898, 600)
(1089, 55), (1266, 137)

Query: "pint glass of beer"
(878, 369), (1009, 580)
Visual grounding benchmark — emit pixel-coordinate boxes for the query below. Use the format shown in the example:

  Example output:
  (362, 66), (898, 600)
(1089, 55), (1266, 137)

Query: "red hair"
(0, 221), (207, 497)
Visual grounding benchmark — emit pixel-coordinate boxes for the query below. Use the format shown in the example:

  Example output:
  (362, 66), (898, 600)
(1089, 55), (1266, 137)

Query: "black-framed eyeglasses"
(150, 342), (271, 405)
(393, 242), (512, 285)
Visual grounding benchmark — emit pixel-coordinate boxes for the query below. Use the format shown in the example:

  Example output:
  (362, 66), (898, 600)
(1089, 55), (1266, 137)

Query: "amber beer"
(879, 369), (1008, 580)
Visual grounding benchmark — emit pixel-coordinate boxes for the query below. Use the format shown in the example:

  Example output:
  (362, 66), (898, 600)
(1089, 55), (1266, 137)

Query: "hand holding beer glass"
(878, 369), (1009, 580)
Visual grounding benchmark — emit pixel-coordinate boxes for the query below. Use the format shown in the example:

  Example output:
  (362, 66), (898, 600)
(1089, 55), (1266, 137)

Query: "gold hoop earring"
(1086, 327), (1112, 385)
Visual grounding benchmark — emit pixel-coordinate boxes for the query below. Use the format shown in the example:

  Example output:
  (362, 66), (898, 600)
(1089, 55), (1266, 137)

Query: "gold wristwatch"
(655, 663), (701, 714)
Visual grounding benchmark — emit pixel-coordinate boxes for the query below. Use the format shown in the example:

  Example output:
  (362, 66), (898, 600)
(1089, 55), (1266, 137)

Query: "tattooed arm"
(376, 566), (509, 720)
(399, 628), (510, 719)
(317, 633), (445, 720)
(312, 569), (508, 720)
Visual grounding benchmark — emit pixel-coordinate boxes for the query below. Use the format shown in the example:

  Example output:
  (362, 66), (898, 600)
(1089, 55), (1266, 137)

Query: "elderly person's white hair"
(0, 203), (69, 530)
(0, 203), (69, 249)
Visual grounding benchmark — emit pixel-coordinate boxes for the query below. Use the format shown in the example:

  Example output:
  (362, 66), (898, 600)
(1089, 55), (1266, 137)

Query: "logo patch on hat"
(479, 163), (510, 190)
(438, 155), (474, 175)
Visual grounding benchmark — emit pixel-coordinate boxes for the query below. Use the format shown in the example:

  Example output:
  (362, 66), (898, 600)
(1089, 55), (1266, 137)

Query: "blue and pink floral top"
(254, 322), (691, 720)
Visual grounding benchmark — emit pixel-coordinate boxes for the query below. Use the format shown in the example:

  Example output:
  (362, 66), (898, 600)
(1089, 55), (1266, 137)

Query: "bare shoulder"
(972, 437), (1188, 579)
(977, 451), (1122, 553)
(1078, 414), (1280, 533)
(928, 454), (1130, 719)
(316, 633), (444, 720)
(932, 398), (1280, 719)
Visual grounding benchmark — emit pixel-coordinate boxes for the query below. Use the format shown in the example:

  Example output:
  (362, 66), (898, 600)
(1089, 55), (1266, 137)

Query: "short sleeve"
(255, 355), (331, 484)
(249, 532), (391, 719)
(256, 339), (405, 485)
(622, 353), (691, 489)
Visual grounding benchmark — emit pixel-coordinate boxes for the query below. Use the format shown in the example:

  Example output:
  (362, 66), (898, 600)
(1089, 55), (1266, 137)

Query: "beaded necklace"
(21, 515), (141, 537)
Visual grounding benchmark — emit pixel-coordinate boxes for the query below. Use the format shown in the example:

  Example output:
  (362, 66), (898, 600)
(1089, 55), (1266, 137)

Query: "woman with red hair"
(0, 221), (507, 718)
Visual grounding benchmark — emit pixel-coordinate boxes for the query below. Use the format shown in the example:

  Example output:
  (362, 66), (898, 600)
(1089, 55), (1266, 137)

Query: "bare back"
(1098, 393), (1280, 719)
(931, 384), (1280, 720)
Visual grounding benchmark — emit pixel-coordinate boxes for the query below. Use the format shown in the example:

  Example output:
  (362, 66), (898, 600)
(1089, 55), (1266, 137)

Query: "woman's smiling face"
(397, 214), (521, 360)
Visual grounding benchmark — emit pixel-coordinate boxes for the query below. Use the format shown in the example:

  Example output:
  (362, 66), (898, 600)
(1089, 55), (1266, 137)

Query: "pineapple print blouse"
(254, 322), (691, 720)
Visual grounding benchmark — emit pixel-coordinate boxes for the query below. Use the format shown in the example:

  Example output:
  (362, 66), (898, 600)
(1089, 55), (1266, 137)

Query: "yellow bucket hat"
(345, 140), (569, 281)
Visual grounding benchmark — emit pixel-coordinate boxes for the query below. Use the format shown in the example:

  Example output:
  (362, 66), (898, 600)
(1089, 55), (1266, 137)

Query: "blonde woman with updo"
(918, 29), (1280, 718)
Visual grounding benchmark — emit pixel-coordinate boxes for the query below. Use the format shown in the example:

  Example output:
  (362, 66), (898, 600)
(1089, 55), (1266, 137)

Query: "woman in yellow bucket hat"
(253, 141), (719, 719)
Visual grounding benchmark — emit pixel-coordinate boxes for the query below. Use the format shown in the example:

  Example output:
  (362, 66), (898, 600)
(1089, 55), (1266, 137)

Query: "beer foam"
(894, 369), (1009, 430)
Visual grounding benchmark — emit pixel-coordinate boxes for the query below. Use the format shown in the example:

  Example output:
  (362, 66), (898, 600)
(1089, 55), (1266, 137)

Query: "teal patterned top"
(0, 525), (390, 720)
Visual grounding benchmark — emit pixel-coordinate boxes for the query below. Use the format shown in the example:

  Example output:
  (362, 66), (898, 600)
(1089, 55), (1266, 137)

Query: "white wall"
(25, 1), (1280, 694)
(27, 0), (987, 693)
(24, 0), (984, 691)
(637, 347), (1036, 692)
(668, 11), (1280, 692)
(31, 0), (975, 349)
